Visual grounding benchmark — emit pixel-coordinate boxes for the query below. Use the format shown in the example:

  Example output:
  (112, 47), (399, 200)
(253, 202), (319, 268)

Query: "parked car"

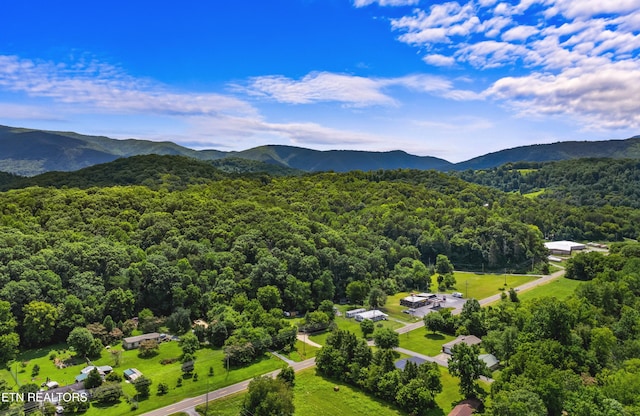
(452, 292), (463, 298)
(402, 308), (416, 314)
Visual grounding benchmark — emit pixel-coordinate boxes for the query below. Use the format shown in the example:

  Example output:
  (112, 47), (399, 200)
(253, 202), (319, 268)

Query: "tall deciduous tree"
(0, 301), (19, 365)
(67, 327), (95, 357)
(242, 376), (294, 416)
(22, 301), (58, 346)
(373, 327), (399, 350)
(448, 342), (490, 399)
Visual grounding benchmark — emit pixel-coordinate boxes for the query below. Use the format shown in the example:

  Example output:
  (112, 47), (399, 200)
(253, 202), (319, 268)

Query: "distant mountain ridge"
(1, 124), (639, 176)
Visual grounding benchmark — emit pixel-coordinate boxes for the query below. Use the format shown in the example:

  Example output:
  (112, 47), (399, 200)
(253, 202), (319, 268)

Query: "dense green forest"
(455, 159), (640, 208)
(0, 155), (640, 414)
(484, 247), (640, 415)
(0, 159), (639, 354)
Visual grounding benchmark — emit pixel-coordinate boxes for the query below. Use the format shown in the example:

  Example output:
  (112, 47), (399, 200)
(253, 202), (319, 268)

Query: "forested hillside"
(0, 164), (638, 359)
(455, 158), (640, 208)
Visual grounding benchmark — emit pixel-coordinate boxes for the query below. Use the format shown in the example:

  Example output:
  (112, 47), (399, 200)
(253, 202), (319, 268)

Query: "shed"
(123, 368), (143, 381)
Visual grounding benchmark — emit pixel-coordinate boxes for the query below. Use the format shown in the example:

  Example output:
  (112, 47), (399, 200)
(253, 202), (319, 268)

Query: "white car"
(452, 292), (463, 298)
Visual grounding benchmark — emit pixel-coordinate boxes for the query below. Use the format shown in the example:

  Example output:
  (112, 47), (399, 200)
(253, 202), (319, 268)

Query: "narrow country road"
(142, 268), (565, 415)
(141, 358), (316, 416)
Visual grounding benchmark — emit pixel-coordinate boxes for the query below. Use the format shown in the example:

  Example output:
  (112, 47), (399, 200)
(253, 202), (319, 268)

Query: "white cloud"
(546, 0), (640, 19)
(243, 72), (397, 107)
(423, 54), (456, 66)
(501, 25), (539, 41)
(485, 61), (640, 128)
(353, 0), (419, 7)
(391, 2), (479, 45)
(375, 0), (640, 130)
(243, 71), (480, 106)
(0, 55), (256, 118)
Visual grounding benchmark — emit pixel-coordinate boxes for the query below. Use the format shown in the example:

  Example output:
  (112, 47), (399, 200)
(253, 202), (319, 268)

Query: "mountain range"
(1, 124), (639, 176)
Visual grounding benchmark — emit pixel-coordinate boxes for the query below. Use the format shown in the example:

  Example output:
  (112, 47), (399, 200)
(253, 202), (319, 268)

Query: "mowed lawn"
(517, 277), (582, 302)
(199, 366), (473, 416)
(0, 340), (287, 416)
(399, 330), (456, 357)
(309, 313), (403, 346)
(444, 272), (538, 300)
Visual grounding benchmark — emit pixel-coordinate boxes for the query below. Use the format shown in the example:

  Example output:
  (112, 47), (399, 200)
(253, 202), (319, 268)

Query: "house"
(122, 332), (160, 350)
(479, 354), (500, 371)
(354, 309), (388, 322)
(123, 368), (143, 381)
(448, 399), (482, 416)
(442, 335), (482, 355)
(394, 356), (427, 370)
(544, 240), (586, 255)
(345, 308), (366, 318)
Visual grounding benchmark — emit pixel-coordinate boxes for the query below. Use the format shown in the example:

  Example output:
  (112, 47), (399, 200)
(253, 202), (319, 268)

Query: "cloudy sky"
(1, 0), (639, 162)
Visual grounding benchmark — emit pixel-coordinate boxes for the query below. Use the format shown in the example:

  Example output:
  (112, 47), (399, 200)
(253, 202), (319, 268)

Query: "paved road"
(143, 268), (565, 415)
(141, 358), (316, 416)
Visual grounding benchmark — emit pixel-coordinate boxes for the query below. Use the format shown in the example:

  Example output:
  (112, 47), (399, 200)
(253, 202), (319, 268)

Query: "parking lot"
(402, 295), (468, 318)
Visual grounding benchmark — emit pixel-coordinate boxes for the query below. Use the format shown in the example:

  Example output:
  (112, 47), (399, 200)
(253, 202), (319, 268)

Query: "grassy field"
(517, 277), (582, 302)
(197, 366), (474, 416)
(523, 189), (545, 198)
(0, 340), (291, 416)
(444, 272), (538, 300)
(399, 330), (456, 357)
(309, 312), (403, 346)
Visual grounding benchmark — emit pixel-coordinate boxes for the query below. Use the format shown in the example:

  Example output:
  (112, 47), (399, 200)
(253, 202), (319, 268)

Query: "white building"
(544, 241), (586, 255)
(345, 308), (366, 318)
(354, 310), (388, 322)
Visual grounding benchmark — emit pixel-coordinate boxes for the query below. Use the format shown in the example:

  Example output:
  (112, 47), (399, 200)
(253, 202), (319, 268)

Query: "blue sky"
(1, 0), (639, 162)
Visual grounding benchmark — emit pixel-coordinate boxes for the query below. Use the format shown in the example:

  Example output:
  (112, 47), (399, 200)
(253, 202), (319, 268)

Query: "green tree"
(448, 342), (490, 399)
(0, 300), (19, 365)
(491, 389), (547, 416)
(368, 287), (387, 309)
(346, 281), (368, 305)
(157, 382), (169, 395)
(242, 376), (294, 416)
(277, 365), (295, 387)
(360, 319), (374, 338)
(22, 301), (58, 346)
(133, 376), (152, 398)
(180, 332), (200, 356)
(167, 307), (192, 334)
(67, 327), (95, 357)
(92, 383), (123, 404)
(373, 327), (399, 350)
(435, 254), (454, 275)
(138, 339), (159, 358)
(257, 285), (283, 310)
(395, 378), (436, 416)
(423, 312), (445, 334)
(84, 368), (103, 389)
